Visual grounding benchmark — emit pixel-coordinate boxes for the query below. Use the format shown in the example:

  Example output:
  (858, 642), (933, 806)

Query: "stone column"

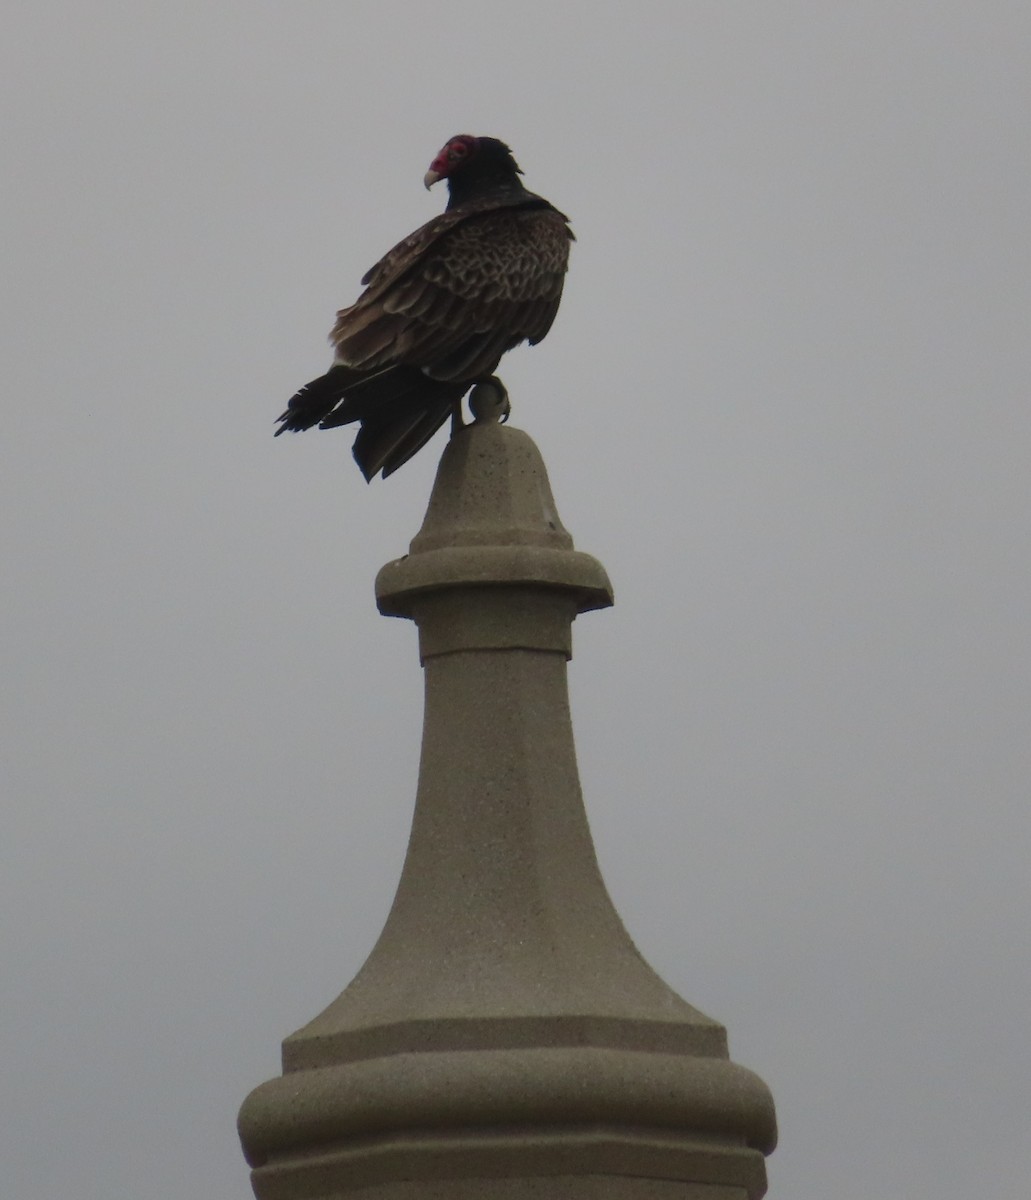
(239, 398), (776, 1198)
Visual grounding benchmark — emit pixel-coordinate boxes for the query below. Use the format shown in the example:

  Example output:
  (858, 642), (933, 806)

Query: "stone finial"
(239, 419), (777, 1198)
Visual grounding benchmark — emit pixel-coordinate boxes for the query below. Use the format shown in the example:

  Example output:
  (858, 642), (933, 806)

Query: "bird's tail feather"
(316, 364), (426, 429)
(274, 364), (362, 435)
(355, 398), (458, 482)
(277, 363), (468, 480)
(349, 381), (466, 481)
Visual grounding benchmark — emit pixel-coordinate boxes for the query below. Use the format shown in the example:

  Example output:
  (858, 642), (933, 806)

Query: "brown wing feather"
(330, 202), (572, 382)
(358, 210), (469, 291)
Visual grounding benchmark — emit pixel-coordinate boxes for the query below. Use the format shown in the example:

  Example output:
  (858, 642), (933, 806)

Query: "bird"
(275, 135), (574, 480)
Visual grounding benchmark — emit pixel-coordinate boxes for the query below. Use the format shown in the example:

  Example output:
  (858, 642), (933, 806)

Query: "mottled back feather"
(331, 199), (572, 381)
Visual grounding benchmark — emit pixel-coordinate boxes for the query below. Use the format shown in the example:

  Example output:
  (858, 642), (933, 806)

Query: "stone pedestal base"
(253, 1163), (753, 1200)
(339, 1183), (749, 1200)
(241, 1045), (773, 1199)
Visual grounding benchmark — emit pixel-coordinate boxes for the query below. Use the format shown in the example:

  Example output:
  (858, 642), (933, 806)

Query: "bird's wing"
(358, 208), (471, 291)
(331, 202), (572, 381)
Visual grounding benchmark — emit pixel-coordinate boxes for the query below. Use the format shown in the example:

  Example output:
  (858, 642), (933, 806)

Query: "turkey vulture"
(275, 135), (573, 480)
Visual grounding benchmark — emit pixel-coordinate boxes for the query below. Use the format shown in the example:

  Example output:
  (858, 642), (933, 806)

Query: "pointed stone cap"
(239, 415), (777, 1198)
(376, 418), (613, 653)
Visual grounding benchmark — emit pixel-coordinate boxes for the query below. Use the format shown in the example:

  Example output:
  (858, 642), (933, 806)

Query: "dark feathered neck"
(445, 139), (531, 211)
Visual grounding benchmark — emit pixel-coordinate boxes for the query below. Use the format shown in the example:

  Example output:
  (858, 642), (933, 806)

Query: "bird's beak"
(423, 169), (442, 190)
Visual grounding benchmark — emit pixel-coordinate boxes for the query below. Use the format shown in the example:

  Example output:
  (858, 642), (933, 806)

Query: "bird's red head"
(424, 134), (479, 189)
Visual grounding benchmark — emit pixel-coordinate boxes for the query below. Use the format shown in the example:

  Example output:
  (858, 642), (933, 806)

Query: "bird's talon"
(469, 377), (511, 425)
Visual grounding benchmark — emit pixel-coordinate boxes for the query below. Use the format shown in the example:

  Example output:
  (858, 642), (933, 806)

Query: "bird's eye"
(449, 142), (469, 160)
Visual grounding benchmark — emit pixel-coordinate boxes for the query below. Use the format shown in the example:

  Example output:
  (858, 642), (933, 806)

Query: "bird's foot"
(469, 376), (511, 425)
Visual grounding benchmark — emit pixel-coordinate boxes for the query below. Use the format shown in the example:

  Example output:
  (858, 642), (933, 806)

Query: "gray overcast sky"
(3, 3), (1029, 1197)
